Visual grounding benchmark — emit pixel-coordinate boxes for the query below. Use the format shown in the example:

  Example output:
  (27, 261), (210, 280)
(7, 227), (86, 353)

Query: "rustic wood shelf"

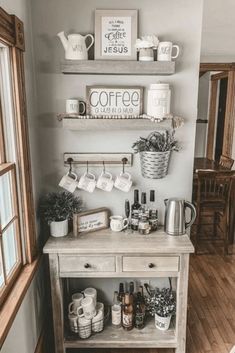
(64, 319), (177, 349)
(61, 60), (175, 75)
(59, 116), (183, 131)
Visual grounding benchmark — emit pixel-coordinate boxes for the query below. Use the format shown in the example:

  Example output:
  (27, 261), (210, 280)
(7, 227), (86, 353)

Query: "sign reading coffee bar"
(86, 86), (143, 116)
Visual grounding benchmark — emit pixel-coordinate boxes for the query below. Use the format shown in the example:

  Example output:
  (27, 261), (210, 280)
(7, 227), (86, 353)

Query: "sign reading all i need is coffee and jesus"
(86, 86), (143, 116)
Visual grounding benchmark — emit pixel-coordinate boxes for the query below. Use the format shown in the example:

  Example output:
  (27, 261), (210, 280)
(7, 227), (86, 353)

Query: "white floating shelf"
(61, 60), (175, 75)
(58, 114), (184, 131)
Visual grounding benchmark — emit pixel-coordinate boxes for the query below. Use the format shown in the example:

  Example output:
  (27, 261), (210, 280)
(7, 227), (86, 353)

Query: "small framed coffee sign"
(86, 85), (143, 116)
(73, 207), (110, 236)
(95, 9), (138, 60)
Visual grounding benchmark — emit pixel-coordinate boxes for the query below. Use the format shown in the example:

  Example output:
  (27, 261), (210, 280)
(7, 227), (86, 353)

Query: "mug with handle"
(66, 99), (86, 115)
(77, 172), (96, 193)
(83, 287), (97, 306)
(77, 296), (96, 320)
(68, 292), (84, 315)
(59, 171), (78, 193)
(157, 41), (180, 61)
(110, 215), (128, 232)
(114, 172), (132, 193)
(96, 171), (114, 192)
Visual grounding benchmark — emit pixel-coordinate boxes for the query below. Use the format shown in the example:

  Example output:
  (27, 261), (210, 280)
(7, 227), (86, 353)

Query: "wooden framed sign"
(86, 85), (143, 116)
(73, 207), (110, 236)
(95, 9), (138, 60)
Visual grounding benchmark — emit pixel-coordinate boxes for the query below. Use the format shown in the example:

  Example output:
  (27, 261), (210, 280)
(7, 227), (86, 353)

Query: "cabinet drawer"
(122, 256), (179, 272)
(59, 255), (116, 273)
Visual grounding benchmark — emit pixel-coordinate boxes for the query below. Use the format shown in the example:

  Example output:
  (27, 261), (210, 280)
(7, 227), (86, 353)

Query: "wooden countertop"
(43, 228), (194, 255)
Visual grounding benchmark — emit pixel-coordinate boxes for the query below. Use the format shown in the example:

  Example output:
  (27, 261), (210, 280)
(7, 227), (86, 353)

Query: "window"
(0, 7), (37, 307)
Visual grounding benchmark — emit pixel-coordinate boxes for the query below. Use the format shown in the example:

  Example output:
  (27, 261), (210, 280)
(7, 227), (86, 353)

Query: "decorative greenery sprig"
(132, 130), (180, 153)
(39, 191), (82, 223)
(146, 287), (176, 318)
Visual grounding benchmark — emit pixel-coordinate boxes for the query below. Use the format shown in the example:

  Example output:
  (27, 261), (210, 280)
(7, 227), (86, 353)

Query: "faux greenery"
(40, 191), (82, 223)
(146, 287), (176, 318)
(132, 130), (180, 153)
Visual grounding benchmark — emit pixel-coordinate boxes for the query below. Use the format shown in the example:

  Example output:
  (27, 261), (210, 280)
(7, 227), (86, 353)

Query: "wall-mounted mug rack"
(63, 153), (133, 167)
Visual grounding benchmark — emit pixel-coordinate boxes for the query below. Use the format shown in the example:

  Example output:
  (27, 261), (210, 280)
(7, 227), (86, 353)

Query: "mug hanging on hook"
(97, 161), (114, 192)
(59, 157), (78, 193)
(77, 160), (96, 193)
(114, 158), (133, 193)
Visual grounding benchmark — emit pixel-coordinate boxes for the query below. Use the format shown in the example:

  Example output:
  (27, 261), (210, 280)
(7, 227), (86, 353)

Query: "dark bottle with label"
(118, 282), (125, 303)
(149, 209), (158, 232)
(135, 292), (145, 329)
(122, 293), (134, 331)
(131, 190), (141, 230)
(129, 281), (135, 305)
(140, 192), (147, 217)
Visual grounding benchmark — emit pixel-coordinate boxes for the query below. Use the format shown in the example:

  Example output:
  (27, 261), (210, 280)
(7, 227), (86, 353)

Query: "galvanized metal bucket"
(139, 150), (171, 179)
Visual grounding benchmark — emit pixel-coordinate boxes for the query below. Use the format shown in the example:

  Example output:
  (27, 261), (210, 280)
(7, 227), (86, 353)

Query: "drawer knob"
(148, 263), (155, 268)
(84, 263), (90, 269)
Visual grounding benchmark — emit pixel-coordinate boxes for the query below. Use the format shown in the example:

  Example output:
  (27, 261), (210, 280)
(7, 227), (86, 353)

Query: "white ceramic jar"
(147, 83), (171, 119)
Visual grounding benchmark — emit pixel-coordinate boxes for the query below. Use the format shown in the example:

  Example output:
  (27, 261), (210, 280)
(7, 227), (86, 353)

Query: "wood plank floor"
(69, 246), (235, 353)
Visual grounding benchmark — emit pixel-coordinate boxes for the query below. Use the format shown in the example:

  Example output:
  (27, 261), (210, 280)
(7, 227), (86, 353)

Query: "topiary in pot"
(40, 191), (82, 237)
(132, 130), (180, 179)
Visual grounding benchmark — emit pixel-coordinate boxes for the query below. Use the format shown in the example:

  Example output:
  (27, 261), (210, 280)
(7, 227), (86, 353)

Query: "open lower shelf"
(61, 60), (175, 76)
(64, 318), (177, 348)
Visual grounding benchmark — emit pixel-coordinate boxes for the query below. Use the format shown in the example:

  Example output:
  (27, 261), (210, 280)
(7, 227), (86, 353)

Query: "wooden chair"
(219, 155), (234, 169)
(194, 170), (235, 255)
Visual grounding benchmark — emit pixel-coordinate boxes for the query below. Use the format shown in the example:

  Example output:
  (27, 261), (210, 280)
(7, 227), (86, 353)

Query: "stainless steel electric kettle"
(164, 198), (196, 236)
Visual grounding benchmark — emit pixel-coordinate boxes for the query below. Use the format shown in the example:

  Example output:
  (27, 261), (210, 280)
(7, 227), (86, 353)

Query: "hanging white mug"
(96, 171), (114, 192)
(114, 172), (132, 193)
(77, 172), (96, 193)
(59, 171), (78, 193)
(157, 41), (180, 61)
(66, 99), (86, 115)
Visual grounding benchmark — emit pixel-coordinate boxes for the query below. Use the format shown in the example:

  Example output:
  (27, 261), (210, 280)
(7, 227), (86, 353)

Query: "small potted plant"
(135, 35), (159, 61)
(40, 191), (82, 237)
(132, 130), (180, 179)
(146, 287), (176, 331)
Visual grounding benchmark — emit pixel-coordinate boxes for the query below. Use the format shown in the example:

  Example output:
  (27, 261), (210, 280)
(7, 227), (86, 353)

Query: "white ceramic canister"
(147, 83), (171, 119)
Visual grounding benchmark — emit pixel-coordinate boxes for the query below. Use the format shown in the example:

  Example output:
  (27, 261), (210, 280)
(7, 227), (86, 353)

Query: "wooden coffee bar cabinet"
(43, 228), (194, 353)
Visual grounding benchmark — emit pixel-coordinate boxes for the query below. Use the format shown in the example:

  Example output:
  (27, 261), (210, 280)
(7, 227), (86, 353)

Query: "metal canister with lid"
(147, 83), (171, 119)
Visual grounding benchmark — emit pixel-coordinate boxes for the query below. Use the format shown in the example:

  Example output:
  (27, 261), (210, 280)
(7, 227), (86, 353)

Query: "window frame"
(0, 6), (37, 305)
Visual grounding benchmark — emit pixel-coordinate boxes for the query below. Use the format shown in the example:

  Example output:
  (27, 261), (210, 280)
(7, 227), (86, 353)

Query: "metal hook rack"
(63, 153), (133, 167)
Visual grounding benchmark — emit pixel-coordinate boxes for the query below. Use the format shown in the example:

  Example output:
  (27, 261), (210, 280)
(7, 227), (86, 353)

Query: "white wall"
(31, 0), (203, 224)
(0, 0), (43, 352)
(201, 0), (235, 62)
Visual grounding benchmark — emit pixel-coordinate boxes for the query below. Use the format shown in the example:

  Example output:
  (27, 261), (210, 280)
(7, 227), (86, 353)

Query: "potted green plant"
(135, 35), (159, 61)
(132, 130), (180, 179)
(40, 191), (82, 237)
(146, 287), (176, 331)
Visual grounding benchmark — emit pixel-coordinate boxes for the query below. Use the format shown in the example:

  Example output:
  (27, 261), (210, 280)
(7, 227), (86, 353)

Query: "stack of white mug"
(59, 169), (133, 193)
(68, 288), (104, 339)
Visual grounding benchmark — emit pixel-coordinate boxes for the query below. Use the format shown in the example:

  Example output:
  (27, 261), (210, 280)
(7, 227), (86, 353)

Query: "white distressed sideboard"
(43, 228), (194, 353)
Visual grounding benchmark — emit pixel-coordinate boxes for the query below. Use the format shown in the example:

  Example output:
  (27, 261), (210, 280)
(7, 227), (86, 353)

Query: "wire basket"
(69, 305), (110, 339)
(140, 150), (171, 179)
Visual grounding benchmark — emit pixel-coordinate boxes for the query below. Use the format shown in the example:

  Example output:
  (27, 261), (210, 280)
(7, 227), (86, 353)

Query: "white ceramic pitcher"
(57, 31), (94, 60)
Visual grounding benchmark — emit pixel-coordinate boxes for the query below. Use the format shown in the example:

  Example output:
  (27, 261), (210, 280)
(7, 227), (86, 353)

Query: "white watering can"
(57, 31), (94, 60)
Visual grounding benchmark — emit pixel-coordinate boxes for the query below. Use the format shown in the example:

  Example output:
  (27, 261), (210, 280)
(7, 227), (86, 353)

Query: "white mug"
(92, 309), (104, 333)
(68, 292), (84, 315)
(59, 171), (78, 193)
(114, 172), (132, 193)
(110, 215), (128, 232)
(66, 99), (86, 115)
(96, 171), (114, 192)
(157, 41), (180, 61)
(78, 316), (91, 339)
(83, 287), (97, 306)
(77, 297), (96, 320)
(68, 313), (79, 333)
(77, 172), (96, 193)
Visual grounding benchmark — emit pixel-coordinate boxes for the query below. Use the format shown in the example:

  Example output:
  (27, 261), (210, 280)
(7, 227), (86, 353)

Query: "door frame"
(200, 63), (235, 159)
